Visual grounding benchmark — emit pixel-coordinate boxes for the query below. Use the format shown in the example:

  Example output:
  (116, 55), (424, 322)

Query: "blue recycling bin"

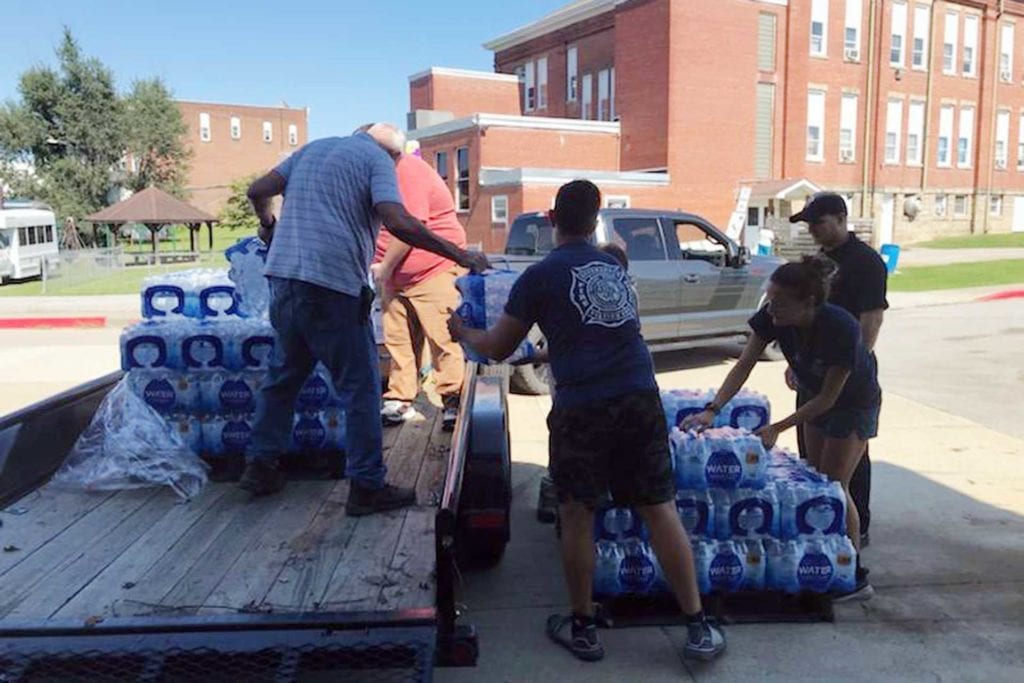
(880, 243), (901, 274)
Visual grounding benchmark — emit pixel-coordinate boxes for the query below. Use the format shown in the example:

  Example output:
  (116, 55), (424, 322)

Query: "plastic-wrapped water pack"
(225, 236), (270, 318)
(51, 380), (208, 499)
(455, 270), (535, 364)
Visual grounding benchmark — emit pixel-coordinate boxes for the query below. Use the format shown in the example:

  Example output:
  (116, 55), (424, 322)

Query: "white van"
(0, 208), (60, 283)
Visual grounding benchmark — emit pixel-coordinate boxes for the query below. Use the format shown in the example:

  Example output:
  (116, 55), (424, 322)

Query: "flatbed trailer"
(0, 363), (511, 681)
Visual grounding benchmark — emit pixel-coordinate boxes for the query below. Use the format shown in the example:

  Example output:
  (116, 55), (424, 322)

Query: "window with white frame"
(890, 2), (907, 67)
(963, 15), (978, 77)
(839, 93), (858, 162)
(199, 112), (211, 142)
(1000, 24), (1015, 82)
(991, 195), (1004, 216)
(491, 195), (509, 225)
(943, 12), (959, 75)
(566, 46), (578, 102)
(262, 121), (272, 143)
(1019, 112), (1024, 170)
(230, 116), (241, 140)
(996, 111), (1010, 169)
(953, 194), (968, 217)
(597, 69), (611, 121)
(935, 193), (948, 216)
(907, 100), (925, 165)
(435, 151), (449, 182)
(885, 98), (903, 164)
(912, 5), (929, 70)
(524, 60), (536, 111)
(456, 147), (470, 211)
(845, 0), (862, 60)
(806, 89), (825, 161)
(810, 0), (828, 56)
(605, 195), (631, 209)
(288, 124), (298, 146)
(581, 73), (593, 120)
(937, 105), (954, 167)
(958, 106), (974, 168)
(537, 56), (549, 109)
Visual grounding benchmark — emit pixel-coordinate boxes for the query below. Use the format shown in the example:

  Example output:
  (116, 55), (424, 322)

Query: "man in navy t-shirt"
(449, 180), (725, 665)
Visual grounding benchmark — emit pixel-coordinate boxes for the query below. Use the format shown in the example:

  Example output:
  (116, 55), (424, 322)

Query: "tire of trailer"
(510, 328), (552, 395)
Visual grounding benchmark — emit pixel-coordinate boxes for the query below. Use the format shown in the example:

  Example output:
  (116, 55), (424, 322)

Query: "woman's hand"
(681, 409), (715, 432)
(754, 423), (781, 449)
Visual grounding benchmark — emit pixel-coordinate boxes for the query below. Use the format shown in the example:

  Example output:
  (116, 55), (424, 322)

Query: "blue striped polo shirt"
(264, 133), (402, 297)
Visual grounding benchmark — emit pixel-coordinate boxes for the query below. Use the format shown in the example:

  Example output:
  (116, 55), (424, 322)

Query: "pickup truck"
(0, 362), (511, 681)
(498, 208), (785, 394)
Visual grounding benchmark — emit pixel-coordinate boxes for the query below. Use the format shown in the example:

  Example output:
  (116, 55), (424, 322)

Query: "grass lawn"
(913, 233), (1024, 249)
(889, 259), (1024, 292)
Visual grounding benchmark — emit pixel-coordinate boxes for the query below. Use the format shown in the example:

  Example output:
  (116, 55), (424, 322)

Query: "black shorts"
(547, 390), (675, 508)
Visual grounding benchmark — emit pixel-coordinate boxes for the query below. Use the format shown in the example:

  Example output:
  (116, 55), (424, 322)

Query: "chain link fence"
(34, 247), (216, 296)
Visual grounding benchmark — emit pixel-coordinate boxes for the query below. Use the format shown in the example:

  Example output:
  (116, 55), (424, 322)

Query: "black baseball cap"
(789, 192), (848, 224)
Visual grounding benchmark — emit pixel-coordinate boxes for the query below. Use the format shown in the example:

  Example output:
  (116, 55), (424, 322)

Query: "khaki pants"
(383, 267), (465, 402)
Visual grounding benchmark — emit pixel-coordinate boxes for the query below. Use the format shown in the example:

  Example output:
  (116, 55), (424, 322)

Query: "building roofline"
(408, 67), (520, 83)
(479, 167), (670, 188)
(483, 0), (620, 52)
(175, 99), (308, 112)
(409, 113), (620, 139)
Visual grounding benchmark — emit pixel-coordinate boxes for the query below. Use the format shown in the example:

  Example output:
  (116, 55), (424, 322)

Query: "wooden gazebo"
(85, 187), (217, 253)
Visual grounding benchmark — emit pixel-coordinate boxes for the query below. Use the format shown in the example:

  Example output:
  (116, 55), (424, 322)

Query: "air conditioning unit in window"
(996, 159), (1008, 170)
(840, 149), (855, 163)
(845, 48), (860, 62)
(1001, 69), (1012, 82)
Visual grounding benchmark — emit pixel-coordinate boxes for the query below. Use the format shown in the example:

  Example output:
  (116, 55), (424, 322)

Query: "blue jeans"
(248, 277), (385, 489)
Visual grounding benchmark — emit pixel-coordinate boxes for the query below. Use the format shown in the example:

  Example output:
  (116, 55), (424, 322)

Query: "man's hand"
(681, 409), (715, 432)
(447, 308), (468, 342)
(370, 262), (387, 290)
(754, 423), (781, 449)
(785, 366), (798, 391)
(461, 250), (490, 274)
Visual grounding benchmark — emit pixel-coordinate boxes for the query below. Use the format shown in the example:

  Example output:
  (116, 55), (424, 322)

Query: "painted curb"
(0, 317), (107, 329)
(976, 289), (1024, 302)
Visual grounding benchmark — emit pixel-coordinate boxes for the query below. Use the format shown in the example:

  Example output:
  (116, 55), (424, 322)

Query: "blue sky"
(0, 0), (566, 139)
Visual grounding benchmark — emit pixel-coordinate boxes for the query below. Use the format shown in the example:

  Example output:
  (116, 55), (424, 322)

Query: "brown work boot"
(238, 459), (286, 496)
(346, 482), (416, 516)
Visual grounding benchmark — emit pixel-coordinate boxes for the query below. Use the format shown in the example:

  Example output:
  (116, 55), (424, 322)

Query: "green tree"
(124, 78), (191, 195)
(0, 29), (191, 220)
(218, 175), (260, 233)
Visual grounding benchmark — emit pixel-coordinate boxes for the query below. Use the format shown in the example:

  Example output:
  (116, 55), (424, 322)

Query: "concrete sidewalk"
(899, 246), (1024, 267)
(887, 284), (1023, 309)
(0, 294), (138, 327)
(437, 348), (1024, 682)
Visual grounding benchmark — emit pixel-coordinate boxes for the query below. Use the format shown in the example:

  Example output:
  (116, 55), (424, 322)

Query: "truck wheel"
(510, 329), (552, 395)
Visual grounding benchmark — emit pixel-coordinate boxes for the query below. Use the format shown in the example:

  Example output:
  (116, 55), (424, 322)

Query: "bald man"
(244, 124), (488, 513)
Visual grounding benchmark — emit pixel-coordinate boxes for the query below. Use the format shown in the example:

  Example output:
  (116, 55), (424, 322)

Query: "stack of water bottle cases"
(594, 389), (858, 599)
(119, 238), (347, 478)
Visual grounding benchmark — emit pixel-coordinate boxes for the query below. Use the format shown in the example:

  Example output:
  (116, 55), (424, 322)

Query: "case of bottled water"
(296, 364), (334, 412)
(713, 486), (780, 540)
(594, 506), (648, 542)
(675, 490), (714, 539)
(693, 539), (767, 594)
(141, 269), (239, 320)
(778, 480), (847, 539)
(225, 237), (270, 318)
(168, 414), (204, 456)
(715, 389), (771, 431)
(198, 371), (263, 415)
(129, 369), (201, 415)
(202, 415), (254, 458)
(671, 427), (767, 491)
(290, 409), (346, 454)
(765, 536), (856, 594)
(661, 389), (713, 429)
(455, 271), (535, 365)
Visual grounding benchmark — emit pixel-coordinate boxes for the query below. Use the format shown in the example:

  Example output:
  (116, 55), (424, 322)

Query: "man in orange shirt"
(372, 150), (467, 431)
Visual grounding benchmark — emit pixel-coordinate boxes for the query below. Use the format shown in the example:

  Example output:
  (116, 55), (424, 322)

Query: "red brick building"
(407, 0), (1024, 250)
(176, 101), (308, 215)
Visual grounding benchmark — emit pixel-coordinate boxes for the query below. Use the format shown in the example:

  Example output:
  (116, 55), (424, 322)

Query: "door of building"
(879, 195), (895, 245)
(1013, 197), (1024, 232)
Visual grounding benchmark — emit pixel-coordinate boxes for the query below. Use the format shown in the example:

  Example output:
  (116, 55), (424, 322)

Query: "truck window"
(611, 217), (668, 261)
(674, 220), (728, 267)
(506, 214), (555, 256)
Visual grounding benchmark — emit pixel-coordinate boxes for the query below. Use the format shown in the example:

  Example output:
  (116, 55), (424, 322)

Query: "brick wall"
(177, 101), (307, 215)
(409, 71), (521, 118)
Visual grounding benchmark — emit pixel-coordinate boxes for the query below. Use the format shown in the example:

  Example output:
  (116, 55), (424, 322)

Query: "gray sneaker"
(381, 400), (419, 426)
(683, 620), (726, 661)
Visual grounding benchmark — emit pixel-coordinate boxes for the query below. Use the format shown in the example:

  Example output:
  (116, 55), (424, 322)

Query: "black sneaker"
(546, 614), (604, 662)
(860, 531), (871, 548)
(683, 619), (727, 661)
(441, 395), (460, 432)
(346, 483), (416, 516)
(238, 460), (286, 496)
(536, 474), (558, 524)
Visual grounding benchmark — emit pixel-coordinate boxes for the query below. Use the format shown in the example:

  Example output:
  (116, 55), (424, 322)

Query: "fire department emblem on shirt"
(569, 261), (637, 327)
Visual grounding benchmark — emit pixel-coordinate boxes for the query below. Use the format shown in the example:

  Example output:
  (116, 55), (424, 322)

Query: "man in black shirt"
(789, 193), (888, 547)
